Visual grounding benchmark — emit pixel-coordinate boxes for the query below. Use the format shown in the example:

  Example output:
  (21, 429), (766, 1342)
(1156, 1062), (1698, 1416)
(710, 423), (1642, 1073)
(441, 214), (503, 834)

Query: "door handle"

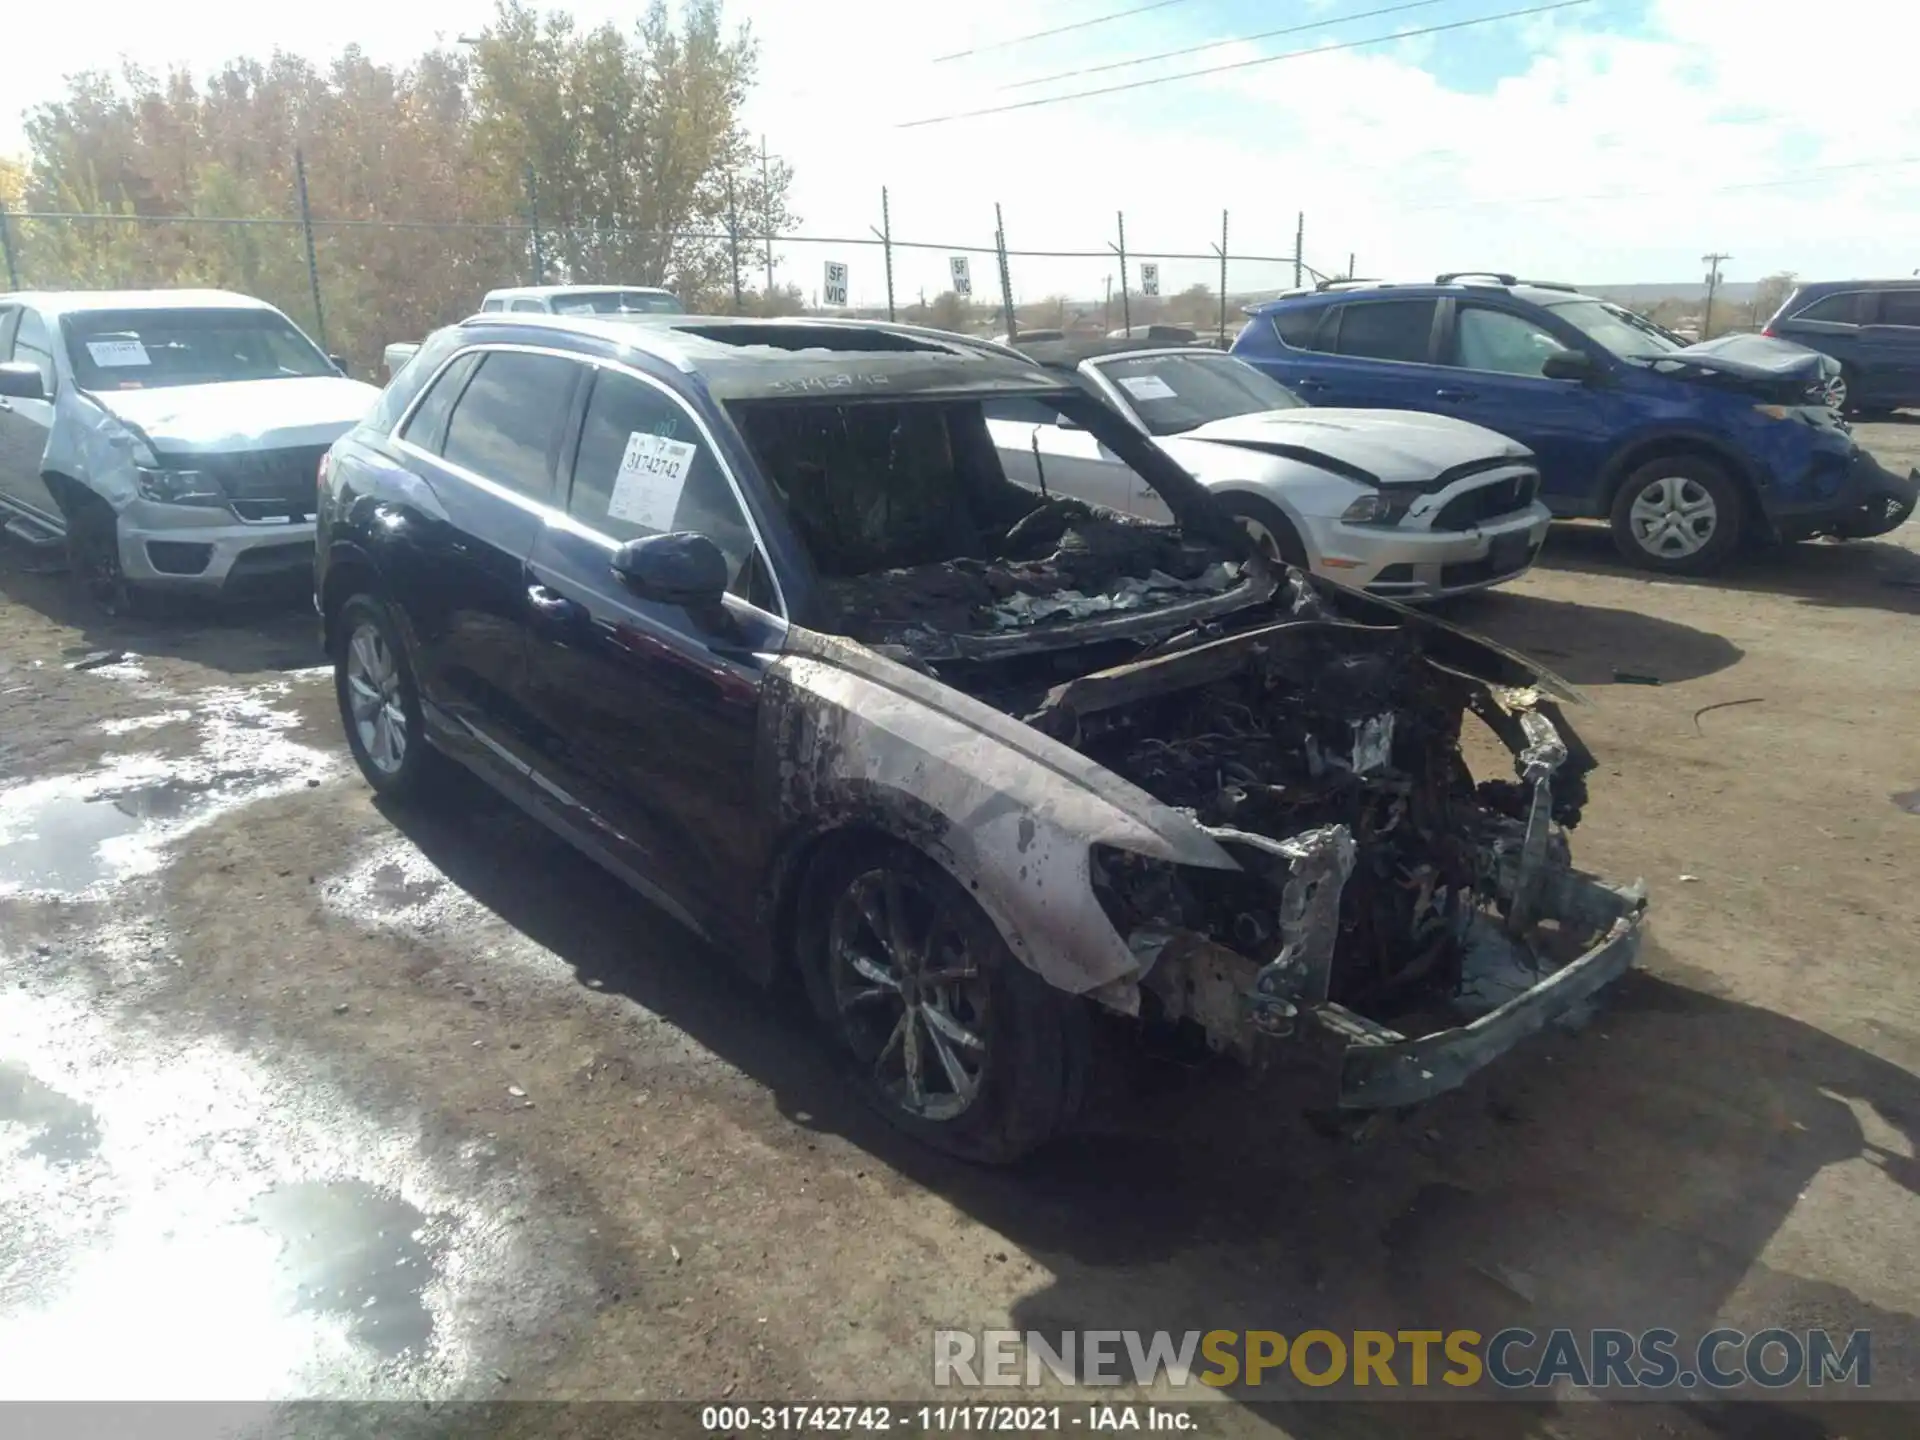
(1294, 377), (1328, 391)
(526, 584), (587, 625)
(1434, 387), (1477, 402)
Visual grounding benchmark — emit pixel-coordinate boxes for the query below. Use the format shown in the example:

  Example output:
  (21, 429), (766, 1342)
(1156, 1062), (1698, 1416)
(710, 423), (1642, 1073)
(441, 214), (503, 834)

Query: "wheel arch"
(319, 540), (388, 655)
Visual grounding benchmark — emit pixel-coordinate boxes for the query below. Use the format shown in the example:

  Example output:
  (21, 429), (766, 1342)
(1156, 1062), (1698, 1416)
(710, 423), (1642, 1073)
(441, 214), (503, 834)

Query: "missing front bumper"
(1328, 873), (1646, 1109)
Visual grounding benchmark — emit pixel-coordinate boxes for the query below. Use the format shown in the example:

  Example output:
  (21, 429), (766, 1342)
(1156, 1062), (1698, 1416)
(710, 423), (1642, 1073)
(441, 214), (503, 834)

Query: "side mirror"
(0, 362), (46, 401)
(1541, 350), (1597, 383)
(610, 531), (729, 608)
(329, 355), (351, 376)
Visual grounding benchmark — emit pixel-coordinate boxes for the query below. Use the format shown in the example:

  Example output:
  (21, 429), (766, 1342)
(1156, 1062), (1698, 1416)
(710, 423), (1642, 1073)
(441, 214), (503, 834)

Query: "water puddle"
(0, 679), (336, 897)
(0, 1060), (101, 1165)
(250, 1180), (438, 1358)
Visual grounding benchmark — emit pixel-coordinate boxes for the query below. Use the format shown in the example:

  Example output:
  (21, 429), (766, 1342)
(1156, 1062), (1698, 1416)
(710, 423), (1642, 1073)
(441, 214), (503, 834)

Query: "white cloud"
(9, 0), (1919, 307)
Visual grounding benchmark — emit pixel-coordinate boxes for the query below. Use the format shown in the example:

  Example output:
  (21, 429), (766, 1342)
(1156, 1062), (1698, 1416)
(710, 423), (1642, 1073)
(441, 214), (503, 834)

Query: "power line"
(899, 0), (1596, 127)
(932, 0), (1202, 64)
(1001, 0), (1449, 91)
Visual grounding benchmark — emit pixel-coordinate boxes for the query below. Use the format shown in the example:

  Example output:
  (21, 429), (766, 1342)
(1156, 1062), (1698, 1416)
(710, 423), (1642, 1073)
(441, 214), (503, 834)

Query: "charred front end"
(1027, 581), (1645, 1108)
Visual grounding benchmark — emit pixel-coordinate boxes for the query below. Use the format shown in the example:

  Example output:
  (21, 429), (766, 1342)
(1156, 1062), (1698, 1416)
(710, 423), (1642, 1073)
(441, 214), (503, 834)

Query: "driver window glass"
(569, 368), (759, 596)
(1452, 307), (1575, 377)
(14, 310), (57, 393)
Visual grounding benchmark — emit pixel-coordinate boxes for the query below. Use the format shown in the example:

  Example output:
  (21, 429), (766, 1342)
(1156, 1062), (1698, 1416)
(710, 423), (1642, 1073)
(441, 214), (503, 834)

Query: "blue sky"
(11, 0), (1920, 303)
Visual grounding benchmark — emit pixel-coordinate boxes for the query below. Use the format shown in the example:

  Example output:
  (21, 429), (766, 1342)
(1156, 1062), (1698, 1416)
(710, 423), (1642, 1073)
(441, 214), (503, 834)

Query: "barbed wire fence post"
(871, 186), (896, 322)
(525, 165), (544, 285)
(1111, 211), (1130, 335)
(726, 174), (743, 312)
(294, 146), (328, 352)
(1293, 211), (1304, 288)
(760, 136), (775, 297)
(993, 203), (1016, 344)
(0, 202), (19, 291)
(1211, 209), (1228, 346)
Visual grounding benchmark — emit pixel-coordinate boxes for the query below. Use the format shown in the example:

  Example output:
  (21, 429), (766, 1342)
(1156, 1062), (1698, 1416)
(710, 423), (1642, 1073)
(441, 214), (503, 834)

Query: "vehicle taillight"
(1761, 325), (1777, 337)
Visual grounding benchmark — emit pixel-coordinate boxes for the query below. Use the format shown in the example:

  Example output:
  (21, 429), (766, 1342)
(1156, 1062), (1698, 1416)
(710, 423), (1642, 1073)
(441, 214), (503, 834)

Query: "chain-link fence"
(0, 193), (1348, 380)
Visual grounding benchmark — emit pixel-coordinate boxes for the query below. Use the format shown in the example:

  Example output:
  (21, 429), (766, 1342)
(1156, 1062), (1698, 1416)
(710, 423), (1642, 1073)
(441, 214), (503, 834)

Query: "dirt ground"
(1, 423), (1918, 1437)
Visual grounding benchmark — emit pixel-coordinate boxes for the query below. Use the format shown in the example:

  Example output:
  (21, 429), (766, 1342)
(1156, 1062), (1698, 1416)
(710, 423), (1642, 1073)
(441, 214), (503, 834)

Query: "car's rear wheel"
(797, 838), (1087, 1164)
(334, 593), (441, 800)
(1609, 456), (1744, 574)
(1217, 493), (1309, 571)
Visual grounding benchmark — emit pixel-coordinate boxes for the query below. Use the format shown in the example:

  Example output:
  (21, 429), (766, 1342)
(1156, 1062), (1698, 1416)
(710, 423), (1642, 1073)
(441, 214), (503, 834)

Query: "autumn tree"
(1749, 271), (1798, 327)
(10, 0), (796, 369)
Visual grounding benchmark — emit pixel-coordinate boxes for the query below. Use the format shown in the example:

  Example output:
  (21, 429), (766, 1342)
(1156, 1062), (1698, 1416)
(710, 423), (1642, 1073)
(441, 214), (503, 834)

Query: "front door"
(0, 307), (63, 524)
(1437, 302), (1614, 510)
(522, 362), (778, 949)
(387, 346), (584, 771)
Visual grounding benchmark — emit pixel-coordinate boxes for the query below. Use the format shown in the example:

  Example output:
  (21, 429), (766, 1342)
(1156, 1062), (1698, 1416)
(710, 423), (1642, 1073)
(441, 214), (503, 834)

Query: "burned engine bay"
(744, 393), (1643, 1075)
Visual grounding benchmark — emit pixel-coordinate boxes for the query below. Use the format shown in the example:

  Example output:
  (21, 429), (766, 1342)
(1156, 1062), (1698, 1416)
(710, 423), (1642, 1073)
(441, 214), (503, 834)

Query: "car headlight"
(1339, 492), (1402, 525)
(135, 466), (227, 507)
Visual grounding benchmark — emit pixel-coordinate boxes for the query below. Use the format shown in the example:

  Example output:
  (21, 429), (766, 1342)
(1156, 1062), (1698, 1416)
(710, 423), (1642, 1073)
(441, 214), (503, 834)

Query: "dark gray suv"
(1764, 279), (1920, 417)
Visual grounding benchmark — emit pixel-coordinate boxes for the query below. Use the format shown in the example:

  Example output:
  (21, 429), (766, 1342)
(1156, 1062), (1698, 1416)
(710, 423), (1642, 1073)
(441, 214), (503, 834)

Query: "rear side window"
(1270, 304), (1330, 351)
(439, 351), (579, 500)
(509, 299), (546, 314)
(398, 351), (482, 453)
(479, 298), (507, 313)
(1792, 292), (1862, 324)
(568, 368), (758, 593)
(1329, 300), (1437, 364)
(1876, 291), (1920, 327)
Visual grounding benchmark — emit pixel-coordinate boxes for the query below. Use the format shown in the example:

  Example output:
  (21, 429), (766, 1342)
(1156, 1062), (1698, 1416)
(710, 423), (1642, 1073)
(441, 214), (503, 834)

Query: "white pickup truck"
(382, 284), (683, 380)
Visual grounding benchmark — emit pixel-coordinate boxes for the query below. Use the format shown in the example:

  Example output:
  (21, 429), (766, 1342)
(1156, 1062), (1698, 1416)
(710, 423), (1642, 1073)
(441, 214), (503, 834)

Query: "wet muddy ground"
(0, 423), (1917, 1436)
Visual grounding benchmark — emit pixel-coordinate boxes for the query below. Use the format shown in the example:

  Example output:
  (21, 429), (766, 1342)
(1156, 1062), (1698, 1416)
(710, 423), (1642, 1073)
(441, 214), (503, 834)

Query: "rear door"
(388, 346), (584, 772)
(1300, 297), (1447, 410)
(1436, 300), (1613, 507)
(521, 362), (781, 948)
(0, 306), (62, 524)
(1856, 289), (1920, 409)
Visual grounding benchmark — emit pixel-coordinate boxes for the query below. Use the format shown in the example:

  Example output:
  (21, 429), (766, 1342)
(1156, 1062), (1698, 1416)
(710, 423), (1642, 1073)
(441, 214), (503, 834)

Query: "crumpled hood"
(1169, 407), (1531, 487)
(89, 375), (381, 455)
(1652, 333), (1834, 382)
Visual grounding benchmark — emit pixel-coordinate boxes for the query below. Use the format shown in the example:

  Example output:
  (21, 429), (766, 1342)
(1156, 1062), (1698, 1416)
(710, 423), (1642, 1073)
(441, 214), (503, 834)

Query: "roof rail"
(1436, 271), (1519, 286)
(1521, 279), (1582, 293)
(1315, 276), (1384, 292)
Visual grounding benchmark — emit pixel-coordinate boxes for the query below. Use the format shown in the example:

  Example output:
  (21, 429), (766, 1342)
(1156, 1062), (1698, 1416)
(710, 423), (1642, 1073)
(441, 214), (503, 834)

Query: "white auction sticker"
(1118, 374), (1176, 401)
(86, 339), (151, 368)
(607, 431), (698, 531)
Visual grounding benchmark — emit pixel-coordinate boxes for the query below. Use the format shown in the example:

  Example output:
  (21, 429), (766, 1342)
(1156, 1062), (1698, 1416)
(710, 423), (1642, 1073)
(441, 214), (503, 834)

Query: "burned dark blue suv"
(1234, 274), (1918, 574)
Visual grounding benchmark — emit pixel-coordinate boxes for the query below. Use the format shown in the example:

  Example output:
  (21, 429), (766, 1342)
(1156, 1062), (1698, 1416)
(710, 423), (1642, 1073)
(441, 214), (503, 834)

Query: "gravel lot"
(1, 423), (1916, 1435)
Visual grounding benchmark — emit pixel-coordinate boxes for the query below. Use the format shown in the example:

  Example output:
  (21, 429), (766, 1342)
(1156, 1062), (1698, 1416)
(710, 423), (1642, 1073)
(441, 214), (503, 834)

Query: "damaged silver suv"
(318, 314), (1647, 1163)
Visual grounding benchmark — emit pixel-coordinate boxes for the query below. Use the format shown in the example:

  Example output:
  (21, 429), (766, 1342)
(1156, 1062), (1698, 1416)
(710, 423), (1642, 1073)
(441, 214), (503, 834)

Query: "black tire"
(64, 491), (152, 618)
(1608, 455), (1744, 575)
(1217, 492), (1310, 570)
(333, 593), (441, 800)
(796, 837), (1088, 1164)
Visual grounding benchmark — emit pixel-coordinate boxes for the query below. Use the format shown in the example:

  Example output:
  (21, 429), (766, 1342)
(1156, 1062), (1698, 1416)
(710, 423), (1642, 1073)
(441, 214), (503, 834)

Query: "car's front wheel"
(1217, 493), (1310, 571)
(65, 492), (151, 618)
(334, 593), (440, 799)
(798, 838), (1087, 1164)
(1609, 456), (1744, 574)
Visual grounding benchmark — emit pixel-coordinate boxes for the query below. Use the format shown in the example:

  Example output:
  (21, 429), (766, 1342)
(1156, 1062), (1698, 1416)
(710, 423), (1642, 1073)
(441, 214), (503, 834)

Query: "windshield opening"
(1094, 353), (1303, 435)
(1546, 299), (1683, 362)
(61, 308), (335, 390)
(550, 290), (684, 316)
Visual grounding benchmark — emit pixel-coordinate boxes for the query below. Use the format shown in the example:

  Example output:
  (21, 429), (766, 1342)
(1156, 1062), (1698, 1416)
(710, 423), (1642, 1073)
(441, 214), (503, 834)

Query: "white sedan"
(985, 346), (1552, 601)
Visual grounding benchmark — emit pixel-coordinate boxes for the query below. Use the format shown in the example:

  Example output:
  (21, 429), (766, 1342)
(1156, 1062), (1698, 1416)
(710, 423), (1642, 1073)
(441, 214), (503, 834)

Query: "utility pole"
(1702, 252), (1731, 340)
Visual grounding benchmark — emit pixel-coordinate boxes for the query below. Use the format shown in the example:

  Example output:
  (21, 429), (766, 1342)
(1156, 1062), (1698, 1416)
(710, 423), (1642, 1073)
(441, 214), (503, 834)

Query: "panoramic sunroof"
(672, 323), (947, 353)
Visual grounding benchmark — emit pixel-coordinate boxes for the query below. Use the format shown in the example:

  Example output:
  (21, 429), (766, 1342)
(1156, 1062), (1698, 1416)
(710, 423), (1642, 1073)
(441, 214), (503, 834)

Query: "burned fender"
(765, 627), (1241, 1004)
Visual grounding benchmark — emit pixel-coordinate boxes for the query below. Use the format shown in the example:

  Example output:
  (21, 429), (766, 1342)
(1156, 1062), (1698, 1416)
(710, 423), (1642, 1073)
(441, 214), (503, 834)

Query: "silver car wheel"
(828, 867), (990, 1123)
(345, 622), (408, 776)
(1240, 517), (1283, 562)
(1628, 475), (1718, 559)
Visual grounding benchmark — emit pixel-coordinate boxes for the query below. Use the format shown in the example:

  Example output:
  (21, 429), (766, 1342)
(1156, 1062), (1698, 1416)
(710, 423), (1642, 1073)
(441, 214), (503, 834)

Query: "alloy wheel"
(344, 622), (409, 776)
(1628, 475), (1718, 559)
(827, 867), (991, 1122)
